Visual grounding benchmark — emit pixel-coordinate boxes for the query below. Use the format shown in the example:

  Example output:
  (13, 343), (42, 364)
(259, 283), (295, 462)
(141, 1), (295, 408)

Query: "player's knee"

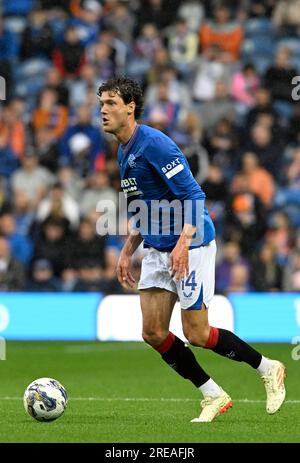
(184, 327), (210, 347)
(142, 329), (169, 347)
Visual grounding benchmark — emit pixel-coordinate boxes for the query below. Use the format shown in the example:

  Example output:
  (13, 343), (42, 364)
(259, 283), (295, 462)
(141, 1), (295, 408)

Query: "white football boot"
(261, 360), (286, 414)
(191, 389), (232, 423)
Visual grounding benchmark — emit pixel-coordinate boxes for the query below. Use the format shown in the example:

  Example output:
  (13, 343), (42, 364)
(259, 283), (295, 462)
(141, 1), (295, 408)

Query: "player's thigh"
(139, 287), (177, 334)
(181, 303), (209, 339)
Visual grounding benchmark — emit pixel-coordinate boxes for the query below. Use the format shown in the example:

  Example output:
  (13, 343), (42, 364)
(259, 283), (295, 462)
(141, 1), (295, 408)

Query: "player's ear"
(127, 101), (136, 116)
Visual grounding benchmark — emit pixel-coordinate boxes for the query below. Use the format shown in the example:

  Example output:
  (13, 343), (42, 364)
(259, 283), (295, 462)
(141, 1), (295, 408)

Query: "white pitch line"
(1, 397), (300, 403)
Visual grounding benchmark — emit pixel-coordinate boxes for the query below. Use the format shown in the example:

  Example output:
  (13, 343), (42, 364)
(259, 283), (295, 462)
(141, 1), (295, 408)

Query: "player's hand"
(116, 252), (136, 289)
(169, 240), (189, 283)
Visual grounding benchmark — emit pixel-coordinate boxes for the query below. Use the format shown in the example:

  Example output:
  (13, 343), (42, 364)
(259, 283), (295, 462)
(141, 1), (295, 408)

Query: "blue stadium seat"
(241, 37), (275, 74)
(276, 38), (300, 57)
(245, 18), (273, 38)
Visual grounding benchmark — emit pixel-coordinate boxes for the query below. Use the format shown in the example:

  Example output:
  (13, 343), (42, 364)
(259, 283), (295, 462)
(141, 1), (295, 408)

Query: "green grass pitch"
(0, 341), (299, 443)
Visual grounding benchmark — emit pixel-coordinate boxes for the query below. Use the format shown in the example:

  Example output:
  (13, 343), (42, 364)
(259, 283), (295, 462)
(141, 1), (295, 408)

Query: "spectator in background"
(246, 0), (276, 18)
(202, 163), (228, 230)
(225, 174), (267, 256)
(0, 237), (25, 291)
(204, 117), (240, 180)
(180, 111), (203, 144)
(45, 67), (70, 107)
(283, 248), (300, 291)
(134, 23), (162, 61)
(242, 123), (283, 180)
(199, 3), (244, 62)
(227, 262), (251, 292)
(12, 191), (35, 237)
(33, 216), (73, 276)
(0, 131), (19, 180)
(0, 177), (10, 214)
(145, 47), (172, 86)
(66, 133), (91, 178)
(52, 26), (86, 78)
(272, 0), (300, 36)
(172, 132), (209, 186)
(20, 6), (55, 61)
(7, 97), (27, 124)
(88, 42), (116, 82)
(265, 47), (296, 102)
(274, 147), (300, 226)
(251, 242), (283, 292)
(193, 44), (233, 103)
(254, 111), (285, 145)
(73, 261), (105, 292)
(36, 182), (80, 230)
(146, 67), (192, 114)
(200, 80), (236, 131)
(98, 26), (127, 73)
(167, 18), (198, 81)
(68, 0), (102, 47)
(79, 171), (118, 222)
(284, 147), (300, 189)
(0, 103), (26, 159)
(59, 104), (106, 174)
(26, 258), (61, 292)
(143, 81), (182, 133)
(33, 127), (60, 173)
(61, 266), (79, 292)
(135, 0), (177, 35)
(11, 150), (54, 210)
(57, 166), (84, 202)
(178, 0), (205, 33)
(172, 111), (209, 184)
(69, 62), (101, 108)
(72, 259), (128, 294)
(231, 63), (260, 115)
(32, 87), (68, 139)
(70, 217), (107, 271)
(0, 212), (33, 265)
(245, 87), (279, 129)
(232, 151), (275, 208)
(103, 1), (135, 46)
(202, 164), (228, 203)
(264, 47), (297, 120)
(0, 15), (18, 96)
(265, 211), (295, 266)
(216, 241), (248, 293)
(127, 23), (162, 82)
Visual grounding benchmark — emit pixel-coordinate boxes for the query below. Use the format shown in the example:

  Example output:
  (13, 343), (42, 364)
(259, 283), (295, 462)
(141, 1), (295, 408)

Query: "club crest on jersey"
(128, 153), (137, 168)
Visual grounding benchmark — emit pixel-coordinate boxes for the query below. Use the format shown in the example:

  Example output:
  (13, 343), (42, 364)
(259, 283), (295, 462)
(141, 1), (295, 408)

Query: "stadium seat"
(245, 17), (274, 39)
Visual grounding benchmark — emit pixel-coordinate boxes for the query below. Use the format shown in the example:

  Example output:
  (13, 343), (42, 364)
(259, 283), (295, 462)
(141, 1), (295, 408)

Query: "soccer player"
(97, 76), (286, 422)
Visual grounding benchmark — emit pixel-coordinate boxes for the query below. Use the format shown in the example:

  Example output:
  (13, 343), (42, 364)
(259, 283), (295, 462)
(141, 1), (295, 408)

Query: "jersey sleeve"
(145, 135), (205, 227)
(145, 135), (204, 199)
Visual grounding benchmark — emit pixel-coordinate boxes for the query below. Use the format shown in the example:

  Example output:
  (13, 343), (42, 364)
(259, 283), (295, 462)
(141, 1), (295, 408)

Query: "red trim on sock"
(205, 326), (219, 349)
(155, 332), (176, 354)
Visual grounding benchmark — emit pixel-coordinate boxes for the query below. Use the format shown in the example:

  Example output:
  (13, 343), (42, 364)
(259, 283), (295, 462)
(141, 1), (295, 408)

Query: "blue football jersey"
(118, 124), (215, 251)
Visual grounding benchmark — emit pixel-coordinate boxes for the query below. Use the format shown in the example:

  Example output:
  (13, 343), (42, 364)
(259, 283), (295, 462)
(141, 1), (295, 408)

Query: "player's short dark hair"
(97, 76), (144, 120)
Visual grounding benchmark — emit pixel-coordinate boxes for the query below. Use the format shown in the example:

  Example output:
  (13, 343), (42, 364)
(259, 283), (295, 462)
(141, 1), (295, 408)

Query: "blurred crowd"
(0, 0), (300, 294)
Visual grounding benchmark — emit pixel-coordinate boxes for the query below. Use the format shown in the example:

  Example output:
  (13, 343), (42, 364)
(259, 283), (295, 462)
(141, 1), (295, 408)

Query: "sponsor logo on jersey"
(161, 158), (184, 179)
(121, 177), (142, 197)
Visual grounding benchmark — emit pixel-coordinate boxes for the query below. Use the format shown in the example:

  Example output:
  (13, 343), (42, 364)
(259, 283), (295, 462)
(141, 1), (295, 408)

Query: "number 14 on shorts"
(181, 271), (197, 297)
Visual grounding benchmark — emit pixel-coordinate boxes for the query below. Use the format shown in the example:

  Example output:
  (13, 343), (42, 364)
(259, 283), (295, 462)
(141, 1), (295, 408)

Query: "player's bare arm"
(117, 230), (143, 289)
(170, 224), (196, 282)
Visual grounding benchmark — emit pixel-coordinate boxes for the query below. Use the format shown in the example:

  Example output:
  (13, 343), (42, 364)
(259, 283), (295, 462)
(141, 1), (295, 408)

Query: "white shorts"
(138, 240), (217, 310)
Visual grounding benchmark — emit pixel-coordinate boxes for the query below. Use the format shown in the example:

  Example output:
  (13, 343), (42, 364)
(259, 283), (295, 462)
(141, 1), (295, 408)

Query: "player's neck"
(116, 119), (138, 145)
